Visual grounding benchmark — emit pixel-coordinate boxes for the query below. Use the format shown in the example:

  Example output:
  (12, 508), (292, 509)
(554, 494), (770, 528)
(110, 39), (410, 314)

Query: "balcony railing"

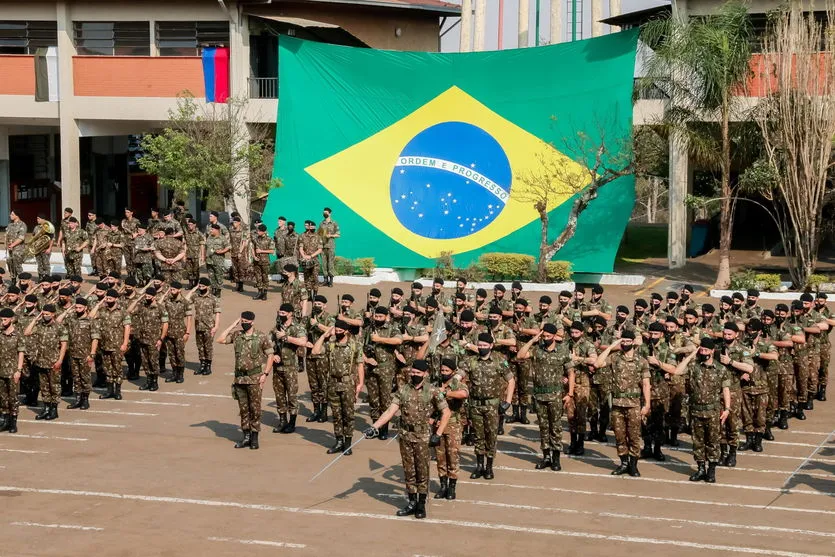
(249, 77), (277, 99)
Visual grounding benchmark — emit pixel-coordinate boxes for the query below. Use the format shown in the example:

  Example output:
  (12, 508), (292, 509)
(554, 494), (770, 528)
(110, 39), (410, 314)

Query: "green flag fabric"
(265, 32), (639, 272)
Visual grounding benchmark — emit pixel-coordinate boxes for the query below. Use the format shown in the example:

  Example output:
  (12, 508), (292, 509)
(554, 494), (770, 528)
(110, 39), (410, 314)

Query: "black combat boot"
(574, 437), (585, 456)
(234, 431), (251, 449)
(612, 455), (629, 475)
(640, 438), (653, 459)
(805, 398), (814, 411)
(738, 432), (752, 452)
(396, 493), (418, 517)
(519, 405), (530, 425)
(464, 426), (475, 446)
(777, 410), (789, 430)
(195, 361), (205, 375)
(113, 383), (122, 401)
(165, 370), (177, 383)
(6, 415), (17, 433)
(689, 462), (707, 482)
(204, 360), (212, 376)
(653, 441), (665, 461)
(379, 423), (389, 441)
(795, 405), (806, 420)
(586, 422), (597, 442)
(150, 375), (159, 392)
(753, 432), (763, 453)
(483, 457), (495, 480)
(705, 462), (717, 483)
(306, 403), (320, 423)
(281, 414), (297, 434)
(719, 444), (728, 466)
(669, 427), (680, 447)
(535, 449), (552, 470)
(249, 431), (259, 449)
(99, 383), (116, 399)
(139, 377), (153, 391)
(273, 413), (287, 433)
(67, 394), (82, 409)
(414, 493), (427, 519)
(0, 414), (6, 431)
(236, 281), (244, 292)
(819, 385), (827, 401)
(80, 393), (89, 410)
(725, 445), (737, 467)
(446, 479), (457, 500)
(507, 404), (519, 424)
(343, 436), (354, 455)
(46, 403), (58, 421)
(327, 437), (344, 454)
(551, 451), (562, 471)
(568, 432), (577, 455)
(497, 414), (505, 435)
(318, 403), (328, 423)
(434, 477), (449, 499)
(627, 455), (641, 477)
(470, 455), (484, 479)
(763, 426), (774, 441)
(176, 367), (185, 384)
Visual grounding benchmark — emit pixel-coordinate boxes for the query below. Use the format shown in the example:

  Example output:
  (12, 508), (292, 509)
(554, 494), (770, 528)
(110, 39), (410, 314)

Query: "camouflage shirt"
(272, 322), (307, 369)
(746, 337), (777, 394)
(121, 217), (140, 243)
(204, 234), (230, 266)
(305, 311), (334, 360)
(325, 338), (362, 390)
(529, 342), (574, 402)
(609, 351), (650, 408)
(93, 305), (131, 352)
(273, 228), (288, 256)
(721, 341), (755, 391)
(428, 340), (466, 383)
(281, 279), (308, 313)
(392, 382), (448, 442)
(6, 220), (27, 254)
(66, 313), (94, 359)
(155, 237), (185, 270)
(365, 322), (402, 368)
(0, 328), (24, 378)
(317, 219), (339, 249)
(638, 340), (676, 402)
(133, 233), (155, 264)
(164, 296), (193, 337)
(30, 320), (68, 368)
(685, 360), (731, 418)
(228, 225), (249, 253)
(440, 374), (468, 422)
(400, 322), (428, 364)
(184, 228), (204, 260)
(567, 337), (597, 383)
(298, 230), (322, 258)
(192, 292), (221, 333)
(63, 228), (88, 254)
(461, 354), (513, 401)
(225, 329), (273, 383)
(252, 233), (274, 264)
(132, 302), (168, 345)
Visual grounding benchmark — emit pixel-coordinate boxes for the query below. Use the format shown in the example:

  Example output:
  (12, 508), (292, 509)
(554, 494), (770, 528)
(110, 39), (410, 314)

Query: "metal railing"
(249, 77), (278, 99)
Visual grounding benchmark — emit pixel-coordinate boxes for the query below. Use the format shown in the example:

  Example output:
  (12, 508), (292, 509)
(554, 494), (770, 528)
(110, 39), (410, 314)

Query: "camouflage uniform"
(271, 322), (306, 416)
(609, 352), (650, 458)
(281, 278), (308, 317)
(34, 227), (53, 279)
(745, 339), (776, 434)
(155, 236), (185, 282)
(121, 217), (140, 275)
(273, 227), (287, 260)
(639, 341), (675, 449)
(511, 314), (537, 407)
(251, 233), (274, 291)
(325, 338), (362, 440)
(817, 306), (831, 391)
(770, 321), (797, 413)
(317, 219), (339, 278)
(461, 354), (513, 458)
(686, 360), (731, 464)
(183, 227), (204, 286)
(93, 305), (130, 386)
(132, 233), (155, 285)
(720, 342), (754, 448)
(437, 374), (468, 480)
(400, 321), (428, 384)
(278, 230), (299, 271)
(132, 300), (167, 382)
(665, 332), (693, 434)
(104, 229), (123, 275)
(0, 327), (25, 420)
(228, 225), (250, 285)
(5, 219), (27, 279)
(193, 292), (221, 363)
(30, 320), (69, 405)
(364, 322), (402, 422)
(306, 311), (335, 408)
(224, 329), (273, 433)
(427, 339), (466, 385)
(392, 382), (449, 495)
(530, 342), (574, 453)
(16, 308), (39, 404)
(62, 228), (88, 278)
(66, 312), (94, 395)
(803, 309), (823, 400)
(163, 295), (193, 372)
(298, 230), (323, 295)
(566, 336), (597, 436)
(790, 315), (812, 405)
(204, 234), (230, 292)
(92, 226), (110, 276)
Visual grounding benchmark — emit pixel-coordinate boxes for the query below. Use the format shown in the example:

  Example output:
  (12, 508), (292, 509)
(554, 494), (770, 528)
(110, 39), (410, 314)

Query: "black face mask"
(441, 373), (454, 383)
(241, 322), (252, 332)
(106, 301), (116, 308)
(1, 320), (11, 330)
(478, 348), (490, 357)
(696, 352), (710, 362)
(488, 318), (500, 328)
(539, 340), (552, 350)
(410, 374), (424, 387)
(621, 343), (634, 352)
(75, 310), (86, 318)
(124, 288), (134, 296)
(649, 336), (660, 345)
(42, 316), (53, 323)
(335, 332), (346, 341)
(746, 332), (758, 343)
(515, 311), (525, 318)
(312, 306), (322, 314)
(616, 315), (626, 324)
(199, 288), (209, 295)
(323, 213), (328, 218)
(681, 294), (690, 301)
(635, 309), (645, 316)
(775, 316), (785, 325)
(144, 299), (153, 306)
(368, 300), (378, 307)
(373, 320), (385, 328)
(747, 300), (756, 307)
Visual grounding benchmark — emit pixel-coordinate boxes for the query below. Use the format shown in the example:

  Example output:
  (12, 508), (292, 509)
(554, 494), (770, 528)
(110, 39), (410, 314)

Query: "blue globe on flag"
(390, 121), (512, 239)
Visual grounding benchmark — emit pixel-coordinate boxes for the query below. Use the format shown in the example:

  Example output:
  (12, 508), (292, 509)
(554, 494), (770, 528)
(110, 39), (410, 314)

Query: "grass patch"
(617, 223), (668, 264)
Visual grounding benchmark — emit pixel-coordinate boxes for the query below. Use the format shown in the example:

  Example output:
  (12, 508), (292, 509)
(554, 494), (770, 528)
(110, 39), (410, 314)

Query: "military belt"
(691, 402), (717, 412)
(234, 368), (261, 378)
(401, 424), (427, 433)
(533, 386), (562, 395)
(470, 396), (499, 405)
(612, 390), (640, 399)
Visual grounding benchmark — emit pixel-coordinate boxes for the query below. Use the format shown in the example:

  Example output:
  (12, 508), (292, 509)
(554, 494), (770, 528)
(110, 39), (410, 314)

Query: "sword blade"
(308, 435), (367, 483)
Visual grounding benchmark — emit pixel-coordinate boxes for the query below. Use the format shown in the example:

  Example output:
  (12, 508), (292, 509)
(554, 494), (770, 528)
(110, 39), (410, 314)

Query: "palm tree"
(640, 1), (754, 288)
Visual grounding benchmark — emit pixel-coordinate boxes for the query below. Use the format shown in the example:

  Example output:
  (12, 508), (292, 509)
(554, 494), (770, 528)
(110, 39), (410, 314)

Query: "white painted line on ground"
(133, 390), (226, 399)
(380, 494), (835, 539)
(0, 448), (48, 454)
(781, 429), (835, 490)
(18, 420), (126, 429)
(207, 536), (305, 549)
(786, 430), (833, 436)
(460, 480), (835, 516)
(0, 485), (825, 557)
(7, 434), (88, 441)
(129, 400), (191, 407)
(74, 410), (158, 417)
(12, 521), (103, 531)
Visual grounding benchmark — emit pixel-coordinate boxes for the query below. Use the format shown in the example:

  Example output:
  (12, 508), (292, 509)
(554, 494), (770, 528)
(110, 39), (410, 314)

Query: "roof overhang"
(246, 12), (369, 47)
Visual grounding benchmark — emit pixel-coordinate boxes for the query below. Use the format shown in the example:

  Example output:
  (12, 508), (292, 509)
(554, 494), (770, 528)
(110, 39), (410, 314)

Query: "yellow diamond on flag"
(305, 86), (587, 258)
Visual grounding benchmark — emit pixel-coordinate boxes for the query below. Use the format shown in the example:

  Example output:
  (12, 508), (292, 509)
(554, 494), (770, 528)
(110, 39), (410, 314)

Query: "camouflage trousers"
(160, 267), (181, 283)
(510, 359), (531, 406)
(0, 376), (19, 416)
(195, 330), (213, 361)
(820, 341), (830, 387)
(272, 364), (299, 415)
(566, 382), (590, 434)
(643, 398), (668, 446)
(70, 357), (92, 394)
(320, 248), (335, 277)
(92, 251), (106, 277)
(231, 255), (249, 284)
(691, 414), (721, 463)
(469, 400), (499, 457)
(328, 384), (355, 438)
(302, 261), (319, 295)
(35, 251), (51, 279)
(589, 382), (610, 435)
(64, 253), (82, 277)
(134, 260), (154, 285)
(234, 383), (262, 432)
(101, 350), (124, 385)
(436, 420), (462, 479)
(742, 391), (767, 433)
(138, 343), (160, 377)
(307, 356), (328, 405)
(778, 368), (794, 411)
(611, 405), (642, 458)
(720, 389), (741, 447)
(8, 250), (24, 280)
(206, 263), (225, 291)
(808, 350), (821, 397)
(105, 252), (122, 276)
(35, 366), (61, 404)
(164, 337), (186, 368)
(399, 435), (431, 495)
(183, 257), (200, 285)
(766, 368), (779, 423)
(123, 244), (135, 275)
(366, 365), (394, 421)
(794, 353), (811, 403)
(666, 381), (686, 430)
(252, 260), (270, 290)
(535, 398), (564, 452)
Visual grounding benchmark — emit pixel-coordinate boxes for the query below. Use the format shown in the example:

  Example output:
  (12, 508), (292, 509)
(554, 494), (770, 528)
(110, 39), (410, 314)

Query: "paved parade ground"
(2, 281), (834, 557)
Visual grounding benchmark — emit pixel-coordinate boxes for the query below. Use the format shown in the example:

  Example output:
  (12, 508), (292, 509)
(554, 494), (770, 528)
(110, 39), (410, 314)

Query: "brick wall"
(73, 56), (205, 97)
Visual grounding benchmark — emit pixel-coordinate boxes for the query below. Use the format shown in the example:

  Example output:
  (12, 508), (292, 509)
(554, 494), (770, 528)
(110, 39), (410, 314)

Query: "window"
(156, 21), (229, 56)
(0, 21), (57, 54)
(73, 21), (150, 56)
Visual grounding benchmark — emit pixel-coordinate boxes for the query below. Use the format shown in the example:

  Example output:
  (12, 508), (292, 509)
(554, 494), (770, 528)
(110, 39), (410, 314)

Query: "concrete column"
(550, 0), (562, 43)
(229, 5), (251, 224)
(149, 20), (159, 56)
(0, 127), (9, 226)
(609, 0), (622, 25)
(56, 0), (80, 214)
(668, 0), (688, 269)
(591, 0), (604, 37)
(473, 0), (486, 51)
(518, 0), (529, 48)
(460, 0), (473, 52)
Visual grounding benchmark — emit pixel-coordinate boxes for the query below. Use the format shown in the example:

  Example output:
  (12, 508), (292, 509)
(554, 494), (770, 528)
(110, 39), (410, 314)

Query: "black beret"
(515, 298), (528, 307)
(210, 224), (220, 231)
(476, 288), (487, 297)
(402, 304), (415, 314)
(455, 292), (466, 301)
(241, 311), (255, 320)
(341, 294), (354, 302)
(314, 295), (327, 303)
(18, 272), (32, 280)
(569, 321), (584, 332)
(75, 297), (88, 306)
(648, 322), (665, 332)
(210, 211), (219, 217)
(791, 300), (804, 310)
(369, 288), (382, 297)
(0, 308), (14, 318)
(616, 305), (629, 314)
(170, 281), (182, 289)
(511, 280), (522, 290)
(634, 299), (648, 309)
(701, 303), (716, 313)
(459, 310), (475, 322)
(477, 333), (494, 344)
(374, 306), (388, 315)
(391, 287), (403, 296)
(574, 286), (585, 293)
(685, 308), (699, 317)
(411, 282), (423, 289)
(621, 330), (635, 340)
(434, 277), (445, 285)
(411, 359), (429, 371)
(700, 337), (715, 349)
(58, 288), (72, 296)
(720, 296), (733, 304)
(494, 284), (506, 292)
(747, 289), (760, 297)
(145, 287), (157, 296)
(284, 264), (298, 273)
(108, 271), (120, 279)
(24, 294), (38, 303)
(42, 303), (56, 313)
(440, 358), (456, 370)
(592, 285), (604, 294)
(124, 277), (138, 287)
(762, 309), (775, 319)
(682, 284), (695, 293)
(7, 286), (19, 294)
(542, 323), (558, 334)
(279, 303), (294, 313)
(723, 322), (739, 332)
(540, 295), (552, 304)
(198, 277), (210, 286)
(775, 303), (789, 312)
(426, 298), (438, 309)
(800, 293), (814, 302)
(559, 290), (572, 298)
(651, 293), (663, 301)
(666, 291), (679, 300)
(665, 316), (678, 324)
(105, 289), (119, 298)
(334, 319), (349, 330)
(747, 318), (763, 332)
(732, 292), (745, 301)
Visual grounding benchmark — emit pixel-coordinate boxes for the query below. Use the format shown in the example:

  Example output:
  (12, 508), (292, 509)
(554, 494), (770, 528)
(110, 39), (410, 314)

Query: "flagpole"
(498, 0), (504, 49)
(535, 0), (541, 46)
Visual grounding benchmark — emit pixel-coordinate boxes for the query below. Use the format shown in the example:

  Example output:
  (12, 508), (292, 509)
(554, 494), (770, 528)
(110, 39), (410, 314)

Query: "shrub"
(334, 256), (354, 276)
(545, 261), (573, 283)
(355, 257), (375, 277)
(806, 274), (829, 291)
(478, 253), (535, 281)
(434, 251), (456, 280)
(729, 269), (758, 290)
(755, 273), (781, 292)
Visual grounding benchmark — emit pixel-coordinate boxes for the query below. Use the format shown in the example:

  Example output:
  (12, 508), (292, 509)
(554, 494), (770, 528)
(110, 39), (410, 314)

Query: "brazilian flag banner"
(266, 32), (639, 272)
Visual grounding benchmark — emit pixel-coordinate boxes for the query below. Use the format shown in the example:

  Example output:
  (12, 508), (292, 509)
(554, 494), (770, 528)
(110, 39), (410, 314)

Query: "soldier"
(761, 308), (794, 431)
(132, 222), (156, 285)
(162, 281), (193, 384)
(813, 293), (834, 401)
(739, 319), (777, 452)
(183, 218), (204, 288)
(104, 219), (124, 276)
(251, 223), (274, 300)
(594, 331), (651, 477)
(364, 358), (451, 520)
(161, 209), (183, 239)
(672, 339), (731, 483)
(17, 294), (40, 405)
(398, 305), (429, 385)
(273, 216), (288, 262)
(191, 278), (221, 376)
(0, 308), (25, 433)
(318, 207), (340, 287)
(311, 320), (364, 453)
(279, 264), (309, 317)
(363, 306), (403, 440)
(24, 304), (68, 420)
(217, 312), (274, 450)
(131, 286), (168, 392)
(60, 297), (96, 410)
(586, 316), (611, 443)
(460, 333), (514, 480)
(278, 221), (299, 274)
(61, 217), (88, 278)
(155, 227), (186, 283)
(490, 284), (514, 321)
(229, 216), (250, 293)
(742, 289), (764, 321)
(121, 208), (140, 277)
(429, 277), (451, 314)
(6, 210), (27, 281)
(565, 321), (597, 455)
(298, 220), (323, 298)
(789, 300), (812, 420)
(91, 289), (131, 400)
(663, 316), (696, 446)
(270, 303), (307, 434)
(485, 305), (515, 435)
(517, 323), (574, 471)
(33, 214), (55, 280)
(717, 322), (755, 467)
(203, 223), (230, 297)
(305, 295), (335, 423)
(509, 298), (538, 425)
(147, 208), (161, 236)
(432, 358), (468, 499)
(799, 292), (829, 408)
(56, 207), (73, 259)
(205, 211), (228, 239)
(639, 321), (677, 461)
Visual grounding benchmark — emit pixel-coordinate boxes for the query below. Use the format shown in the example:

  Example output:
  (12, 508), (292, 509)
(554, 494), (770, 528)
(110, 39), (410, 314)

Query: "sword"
(308, 436), (368, 483)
